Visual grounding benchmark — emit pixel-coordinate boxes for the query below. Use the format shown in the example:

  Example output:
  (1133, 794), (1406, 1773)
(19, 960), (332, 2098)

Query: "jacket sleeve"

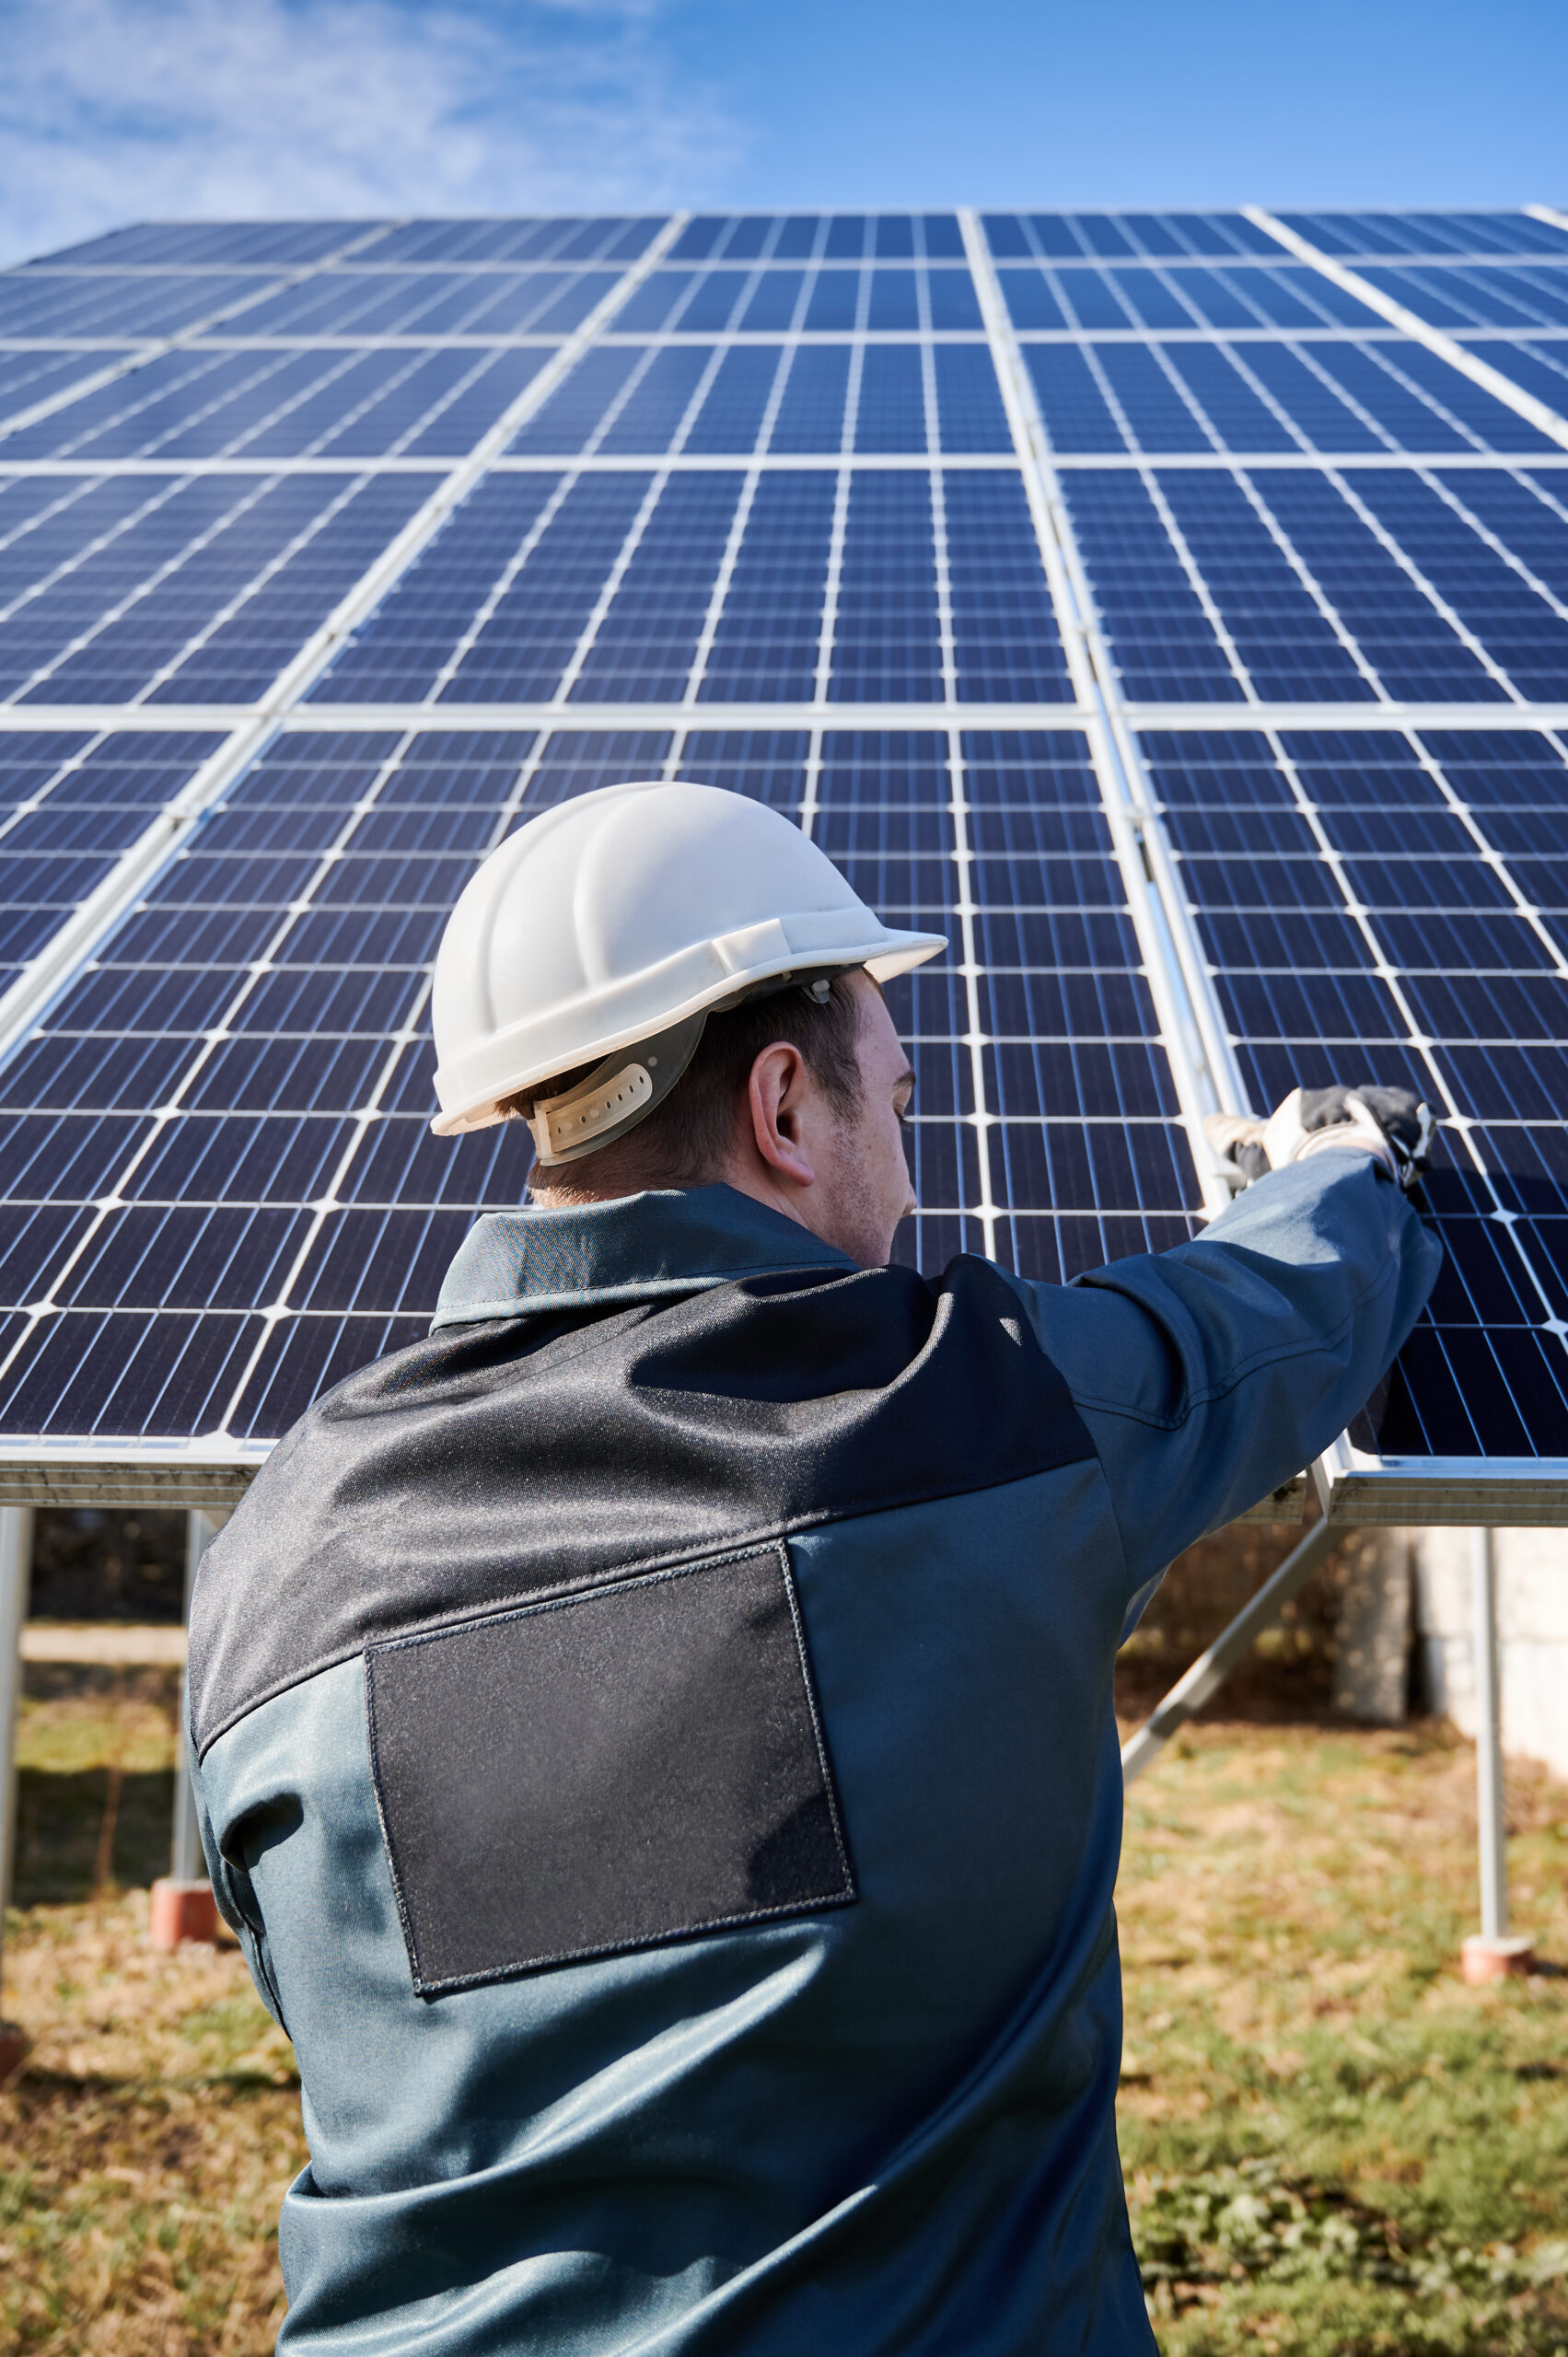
(1007, 1150), (1443, 1601)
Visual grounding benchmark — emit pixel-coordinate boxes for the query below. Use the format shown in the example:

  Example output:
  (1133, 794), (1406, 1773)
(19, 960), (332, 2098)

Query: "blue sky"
(1, 0), (1564, 265)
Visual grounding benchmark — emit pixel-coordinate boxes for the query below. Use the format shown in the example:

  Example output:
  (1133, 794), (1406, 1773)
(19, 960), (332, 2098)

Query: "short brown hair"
(503, 973), (869, 1194)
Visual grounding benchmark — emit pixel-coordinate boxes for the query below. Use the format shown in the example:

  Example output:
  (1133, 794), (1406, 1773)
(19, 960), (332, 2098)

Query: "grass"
(1119, 1721), (1568, 2353)
(1, 1897), (298, 2356)
(3, 1671), (297, 2355)
(2, 1677), (1565, 2352)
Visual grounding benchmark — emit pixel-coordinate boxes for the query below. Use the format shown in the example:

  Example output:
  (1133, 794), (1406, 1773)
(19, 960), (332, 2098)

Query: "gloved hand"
(1205, 1086), (1436, 1194)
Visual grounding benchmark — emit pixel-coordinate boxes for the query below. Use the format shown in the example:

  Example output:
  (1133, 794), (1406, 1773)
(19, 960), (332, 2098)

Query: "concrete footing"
(149, 1877), (218, 1950)
(1460, 1933), (1535, 1985)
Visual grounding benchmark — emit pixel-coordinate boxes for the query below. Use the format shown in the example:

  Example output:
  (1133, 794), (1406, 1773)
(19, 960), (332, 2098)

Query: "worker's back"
(191, 1166), (1438, 2355)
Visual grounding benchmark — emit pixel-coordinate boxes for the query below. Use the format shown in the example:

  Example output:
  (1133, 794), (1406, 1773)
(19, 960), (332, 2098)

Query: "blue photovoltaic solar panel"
(0, 732), (225, 992)
(366, 219), (666, 267)
(217, 269), (623, 340)
(0, 209), (1566, 1481)
(1275, 213), (1568, 261)
(505, 339), (1006, 459)
(983, 213), (1286, 261)
(0, 472), (431, 705)
(1062, 464), (1568, 706)
(35, 223), (384, 269)
(308, 462), (1074, 708)
(1141, 726), (1568, 1456)
(0, 350), (138, 429)
(0, 348), (552, 464)
(0, 274), (292, 339)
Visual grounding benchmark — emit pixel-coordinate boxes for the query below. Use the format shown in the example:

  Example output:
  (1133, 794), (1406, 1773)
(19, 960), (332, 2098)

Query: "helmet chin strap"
(528, 1013), (708, 1167)
(527, 970), (853, 1167)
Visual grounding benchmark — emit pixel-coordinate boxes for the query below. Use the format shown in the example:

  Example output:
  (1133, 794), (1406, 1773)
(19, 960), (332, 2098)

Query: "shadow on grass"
(14, 2066), (300, 2096)
(14, 1768), (176, 1905)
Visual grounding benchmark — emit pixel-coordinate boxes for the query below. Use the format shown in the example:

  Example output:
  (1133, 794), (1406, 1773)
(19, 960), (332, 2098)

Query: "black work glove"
(1206, 1086), (1436, 1195)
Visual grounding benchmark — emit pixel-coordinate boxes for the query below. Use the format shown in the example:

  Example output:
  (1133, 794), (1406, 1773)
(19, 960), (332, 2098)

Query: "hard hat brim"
(429, 924), (947, 1136)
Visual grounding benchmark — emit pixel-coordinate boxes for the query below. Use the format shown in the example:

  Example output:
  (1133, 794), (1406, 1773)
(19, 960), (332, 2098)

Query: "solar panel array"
(1, 207), (1566, 1491)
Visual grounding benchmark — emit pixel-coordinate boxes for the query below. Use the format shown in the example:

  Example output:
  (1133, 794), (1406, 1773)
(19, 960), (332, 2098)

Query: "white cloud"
(0, 0), (745, 265)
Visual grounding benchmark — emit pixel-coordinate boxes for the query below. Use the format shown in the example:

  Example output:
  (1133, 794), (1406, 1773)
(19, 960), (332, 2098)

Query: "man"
(190, 779), (1440, 2354)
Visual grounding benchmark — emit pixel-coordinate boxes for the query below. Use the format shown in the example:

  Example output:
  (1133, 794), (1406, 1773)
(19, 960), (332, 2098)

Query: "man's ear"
(746, 1043), (818, 1187)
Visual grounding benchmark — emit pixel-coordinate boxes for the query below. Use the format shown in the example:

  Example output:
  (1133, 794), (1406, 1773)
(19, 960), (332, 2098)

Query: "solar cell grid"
(366, 220), (663, 268)
(2, 348), (303, 459)
(984, 213), (1283, 261)
(33, 223), (384, 271)
(946, 475), (1073, 702)
(1473, 339), (1568, 417)
(572, 472), (743, 701)
(767, 346), (852, 453)
(1162, 345), (1298, 448)
(308, 459), (1072, 711)
(503, 341), (1006, 461)
(0, 731), (222, 986)
(1333, 341), (1557, 454)
(0, 350), (138, 429)
(0, 343), (552, 466)
(433, 472), (649, 703)
(996, 259), (1387, 337)
(1277, 214), (1568, 261)
(668, 216), (966, 266)
(682, 344), (780, 453)
(217, 267), (621, 342)
(1016, 332), (1559, 461)
(609, 261), (982, 338)
(694, 475), (833, 702)
(5, 471), (431, 707)
(1058, 460), (1568, 710)
(830, 473), (942, 702)
(1372, 264), (1568, 333)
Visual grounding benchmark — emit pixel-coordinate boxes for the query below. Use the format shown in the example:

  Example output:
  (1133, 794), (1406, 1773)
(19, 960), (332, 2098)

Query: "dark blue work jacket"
(190, 1155), (1439, 2354)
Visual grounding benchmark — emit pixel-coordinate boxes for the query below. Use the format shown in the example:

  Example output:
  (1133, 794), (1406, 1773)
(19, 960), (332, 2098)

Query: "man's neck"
(531, 1160), (815, 1235)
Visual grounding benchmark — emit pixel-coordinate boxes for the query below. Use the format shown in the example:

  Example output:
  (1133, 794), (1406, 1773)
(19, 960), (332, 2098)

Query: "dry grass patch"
(3, 1670), (302, 2354)
(1, 1893), (300, 2356)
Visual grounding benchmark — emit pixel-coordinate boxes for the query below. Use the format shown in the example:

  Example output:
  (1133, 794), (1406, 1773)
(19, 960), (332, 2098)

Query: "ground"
(2, 1669), (1565, 2354)
(1119, 1721), (1568, 2354)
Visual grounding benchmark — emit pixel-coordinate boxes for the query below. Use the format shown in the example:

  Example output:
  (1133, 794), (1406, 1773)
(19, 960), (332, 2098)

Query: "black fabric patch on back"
(366, 1545), (854, 1993)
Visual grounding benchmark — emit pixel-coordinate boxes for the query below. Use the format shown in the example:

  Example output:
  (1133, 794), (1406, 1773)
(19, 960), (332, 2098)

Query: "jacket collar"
(431, 1185), (856, 1328)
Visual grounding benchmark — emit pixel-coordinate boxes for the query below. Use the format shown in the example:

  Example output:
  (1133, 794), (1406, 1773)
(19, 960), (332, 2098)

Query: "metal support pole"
(1461, 1527), (1532, 1981)
(1121, 1514), (1339, 1786)
(150, 1508), (226, 1949)
(0, 1506), (34, 2073)
(169, 1511), (215, 1883)
(1472, 1527), (1506, 1941)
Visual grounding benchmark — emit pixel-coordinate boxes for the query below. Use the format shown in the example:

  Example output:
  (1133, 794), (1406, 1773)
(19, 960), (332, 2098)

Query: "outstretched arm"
(1007, 1150), (1442, 1598)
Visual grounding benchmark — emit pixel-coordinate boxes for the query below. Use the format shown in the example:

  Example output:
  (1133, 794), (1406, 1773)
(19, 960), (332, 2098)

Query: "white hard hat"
(430, 780), (947, 1158)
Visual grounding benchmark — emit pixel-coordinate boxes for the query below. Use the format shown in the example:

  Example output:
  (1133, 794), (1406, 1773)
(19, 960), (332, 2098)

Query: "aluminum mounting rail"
(960, 207), (1244, 1217)
(5, 1437), (1568, 1520)
(13, 700), (1568, 735)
